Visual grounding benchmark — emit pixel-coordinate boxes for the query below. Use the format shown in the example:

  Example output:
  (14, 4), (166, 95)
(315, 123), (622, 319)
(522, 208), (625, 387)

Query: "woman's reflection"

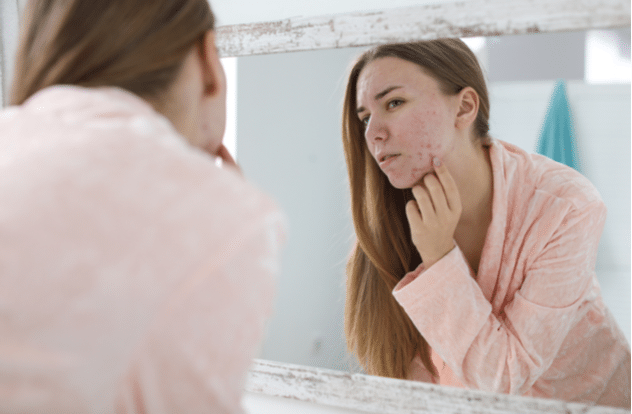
(341, 39), (630, 408)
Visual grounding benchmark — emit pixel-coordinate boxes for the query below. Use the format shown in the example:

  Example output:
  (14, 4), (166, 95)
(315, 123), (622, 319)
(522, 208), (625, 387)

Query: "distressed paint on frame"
(216, 0), (630, 57)
(246, 359), (630, 414)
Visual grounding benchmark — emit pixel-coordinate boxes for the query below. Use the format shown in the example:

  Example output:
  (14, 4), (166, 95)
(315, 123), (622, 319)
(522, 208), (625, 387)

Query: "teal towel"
(536, 80), (579, 171)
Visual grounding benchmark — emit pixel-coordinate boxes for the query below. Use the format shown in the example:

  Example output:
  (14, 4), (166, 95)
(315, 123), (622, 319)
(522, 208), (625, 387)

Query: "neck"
(447, 139), (493, 231)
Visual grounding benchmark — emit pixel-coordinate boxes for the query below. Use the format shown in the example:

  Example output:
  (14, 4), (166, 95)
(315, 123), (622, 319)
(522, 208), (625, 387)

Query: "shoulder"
(0, 85), (285, 248)
(493, 139), (604, 212)
(106, 114), (285, 248)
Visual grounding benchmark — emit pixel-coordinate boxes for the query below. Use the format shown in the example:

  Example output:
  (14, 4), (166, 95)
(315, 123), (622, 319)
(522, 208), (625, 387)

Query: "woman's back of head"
(11, 0), (214, 105)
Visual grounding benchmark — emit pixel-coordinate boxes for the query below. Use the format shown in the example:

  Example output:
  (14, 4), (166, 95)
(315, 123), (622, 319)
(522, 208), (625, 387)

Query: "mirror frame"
(245, 359), (629, 413)
(216, 0), (630, 57)
(215, 0), (630, 412)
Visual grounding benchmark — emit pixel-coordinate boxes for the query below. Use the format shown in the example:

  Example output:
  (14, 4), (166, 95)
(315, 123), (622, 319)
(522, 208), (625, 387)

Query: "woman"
(342, 39), (630, 408)
(0, 0), (284, 412)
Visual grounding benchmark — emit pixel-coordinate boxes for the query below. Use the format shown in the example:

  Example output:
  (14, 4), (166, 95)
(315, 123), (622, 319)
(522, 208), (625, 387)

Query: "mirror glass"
(231, 28), (630, 374)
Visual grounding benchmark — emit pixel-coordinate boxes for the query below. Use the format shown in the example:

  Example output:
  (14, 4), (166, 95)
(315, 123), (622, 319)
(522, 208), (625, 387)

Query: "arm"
(394, 199), (606, 394)
(116, 212), (285, 412)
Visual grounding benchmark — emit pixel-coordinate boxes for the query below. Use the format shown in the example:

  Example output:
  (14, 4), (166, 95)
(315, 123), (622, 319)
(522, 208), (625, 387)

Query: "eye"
(387, 99), (403, 109)
(359, 115), (369, 128)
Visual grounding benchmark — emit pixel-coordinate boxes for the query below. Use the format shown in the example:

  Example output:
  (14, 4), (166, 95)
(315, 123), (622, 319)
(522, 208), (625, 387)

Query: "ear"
(198, 30), (226, 98)
(454, 87), (479, 132)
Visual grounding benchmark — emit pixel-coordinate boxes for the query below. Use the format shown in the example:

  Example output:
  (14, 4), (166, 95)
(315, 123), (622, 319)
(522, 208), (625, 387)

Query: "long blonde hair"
(11, 0), (214, 105)
(342, 39), (491, 379)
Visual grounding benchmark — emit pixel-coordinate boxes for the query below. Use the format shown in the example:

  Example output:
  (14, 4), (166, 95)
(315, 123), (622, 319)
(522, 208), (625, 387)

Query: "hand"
(215, 144), (243, 176)
(405, 158), (462, 268)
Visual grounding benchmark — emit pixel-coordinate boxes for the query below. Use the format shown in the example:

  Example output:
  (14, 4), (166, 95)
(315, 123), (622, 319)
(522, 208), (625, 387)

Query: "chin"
(386, 171), (428, 189)
(387, 177), (417, 190)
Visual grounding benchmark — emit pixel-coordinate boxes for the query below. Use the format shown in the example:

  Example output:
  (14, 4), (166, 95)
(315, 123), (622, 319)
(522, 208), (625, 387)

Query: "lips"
(378, 153), (400, 168)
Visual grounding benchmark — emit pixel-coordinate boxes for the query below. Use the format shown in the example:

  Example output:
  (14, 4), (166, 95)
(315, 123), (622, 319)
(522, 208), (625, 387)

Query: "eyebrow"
(356, 86), (403, 113)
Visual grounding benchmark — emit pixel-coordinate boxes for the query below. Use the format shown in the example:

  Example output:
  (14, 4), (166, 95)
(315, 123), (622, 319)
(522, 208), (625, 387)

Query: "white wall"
(236, 33), (631, 372)
(236, 46), (362, 372)
(486, 31), (586, 81)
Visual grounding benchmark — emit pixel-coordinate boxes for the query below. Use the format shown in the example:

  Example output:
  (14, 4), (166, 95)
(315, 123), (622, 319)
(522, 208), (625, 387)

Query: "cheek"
(404, 111), (448, 173)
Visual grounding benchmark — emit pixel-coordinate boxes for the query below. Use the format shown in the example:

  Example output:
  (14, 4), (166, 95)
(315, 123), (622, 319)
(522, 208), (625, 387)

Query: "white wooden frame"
(0, 0), (20, 106)
(247, 359), (630, 414)
(216, 0), (630, 57)
(217, 0), (631, 411)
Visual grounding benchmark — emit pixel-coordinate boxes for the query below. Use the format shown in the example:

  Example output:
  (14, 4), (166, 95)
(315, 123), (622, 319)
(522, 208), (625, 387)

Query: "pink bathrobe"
(0, 86), (285, 413)
(393, 139), (630, 408)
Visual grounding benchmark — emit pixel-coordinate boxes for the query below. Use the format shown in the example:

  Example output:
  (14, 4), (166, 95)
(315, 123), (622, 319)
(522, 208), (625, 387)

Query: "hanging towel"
(536, 80), (579, 171)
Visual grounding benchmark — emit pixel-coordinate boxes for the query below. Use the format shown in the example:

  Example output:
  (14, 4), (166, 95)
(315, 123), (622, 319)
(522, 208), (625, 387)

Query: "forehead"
(356, 56), (435, 102)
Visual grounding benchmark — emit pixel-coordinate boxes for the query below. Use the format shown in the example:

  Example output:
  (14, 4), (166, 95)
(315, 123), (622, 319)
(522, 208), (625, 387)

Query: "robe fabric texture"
(393, 139), (630, 408)
(0, 86), (286, 413)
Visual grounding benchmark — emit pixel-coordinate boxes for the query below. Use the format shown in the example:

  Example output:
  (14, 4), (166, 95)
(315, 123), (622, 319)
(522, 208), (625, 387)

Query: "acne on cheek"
(413, 135), (443, 163)
(386, 104), (449, 188)
(410, 151), (434, 183)
(395, 115), (443, 186)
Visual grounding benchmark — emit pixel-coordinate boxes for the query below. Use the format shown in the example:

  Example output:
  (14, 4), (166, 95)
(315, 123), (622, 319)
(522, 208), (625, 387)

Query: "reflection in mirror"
(232, 27), (630, 396)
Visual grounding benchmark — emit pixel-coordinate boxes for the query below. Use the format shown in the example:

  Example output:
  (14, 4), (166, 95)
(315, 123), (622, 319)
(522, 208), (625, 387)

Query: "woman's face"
(356, 57), (460, 189)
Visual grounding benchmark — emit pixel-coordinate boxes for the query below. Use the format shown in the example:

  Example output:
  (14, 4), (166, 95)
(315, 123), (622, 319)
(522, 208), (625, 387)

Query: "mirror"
(231, 27), (631, 376)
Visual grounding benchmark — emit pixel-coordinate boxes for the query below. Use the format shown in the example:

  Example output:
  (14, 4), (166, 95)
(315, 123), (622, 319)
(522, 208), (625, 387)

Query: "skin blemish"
(410, 164), (431, 184)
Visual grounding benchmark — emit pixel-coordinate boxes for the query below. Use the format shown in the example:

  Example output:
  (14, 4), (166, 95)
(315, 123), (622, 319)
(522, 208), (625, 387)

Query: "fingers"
(406, 158), (462, 267)
(405, 199), (423, 228)
(216, 144), (236, 166)
(216, 144), (243, 176)
(410, 167), (450, 218)
(411, 185), (435, 219)
(421, 173), (449, 215)
(432, 157), (462, 214)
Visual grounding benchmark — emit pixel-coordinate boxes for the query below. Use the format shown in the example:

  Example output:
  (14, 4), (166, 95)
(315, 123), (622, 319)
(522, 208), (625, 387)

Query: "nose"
(364, 116), (388, 146)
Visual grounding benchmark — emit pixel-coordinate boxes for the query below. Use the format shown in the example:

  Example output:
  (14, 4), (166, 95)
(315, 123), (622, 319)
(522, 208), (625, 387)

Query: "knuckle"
(405, 202), (420, 221)
(413, 189), (426, 202)
(423, 173), (437, 185)
(424, 176), (441, 193)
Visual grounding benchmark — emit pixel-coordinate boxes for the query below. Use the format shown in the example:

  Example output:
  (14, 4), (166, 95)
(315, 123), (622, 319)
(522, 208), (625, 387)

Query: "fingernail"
(433, 157), (441, 167)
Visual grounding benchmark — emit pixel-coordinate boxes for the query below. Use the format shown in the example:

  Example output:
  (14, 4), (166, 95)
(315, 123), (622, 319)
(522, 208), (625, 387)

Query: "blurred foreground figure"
(0, 0), (285, 412)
